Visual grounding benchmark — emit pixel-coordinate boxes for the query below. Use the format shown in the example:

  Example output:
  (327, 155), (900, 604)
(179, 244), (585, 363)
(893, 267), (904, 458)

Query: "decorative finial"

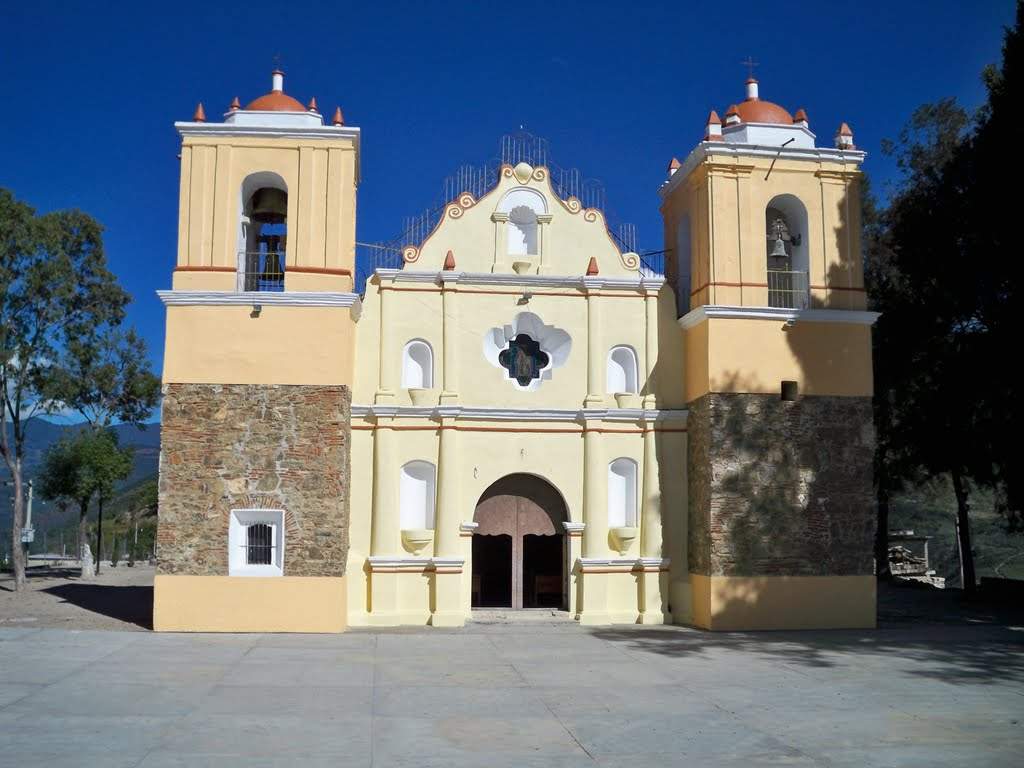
(229, 97), (240, 112)
(271, 68), (284, 93)
(443, 250), (456, 270)
(332, 106), (344, 126)
(705, 110), (723, 141)
(307, 97), (319, 113)
(835, 122), (855, 149)
(193, 102), (206, 122)
(586, 257), (599, 276)
(725, 104), (741, 126)
(667, 157), (681, 175)
(793, 108), (809, 128)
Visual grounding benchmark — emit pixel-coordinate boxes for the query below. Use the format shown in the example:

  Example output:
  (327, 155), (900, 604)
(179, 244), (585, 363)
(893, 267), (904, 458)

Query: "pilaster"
(583, 281), (605, 408)
(439, 274), (460, 404)
(375, 275), (397, 403)
(491, 212), (509, 273)
(536, 213), (554, 274)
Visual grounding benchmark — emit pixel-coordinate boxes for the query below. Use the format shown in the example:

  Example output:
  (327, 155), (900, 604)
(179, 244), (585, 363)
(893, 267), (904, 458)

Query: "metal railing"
(237, 251), (285, 292)
(767, 269), (810, 309)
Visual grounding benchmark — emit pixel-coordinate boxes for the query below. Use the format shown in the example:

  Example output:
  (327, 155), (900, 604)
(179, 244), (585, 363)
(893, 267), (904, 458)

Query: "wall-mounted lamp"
(517, 291), (532, 305)
(251, 304), (262, 318)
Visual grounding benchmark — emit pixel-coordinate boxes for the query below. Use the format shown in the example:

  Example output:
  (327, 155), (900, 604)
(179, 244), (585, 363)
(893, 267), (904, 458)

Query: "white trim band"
(157, 290), (362, 309)
(351, 404), (688, 424)
(176, 121), (361, 141)
(366, 556), (465, 570)
(562, 522), (586, 534)
(578, 557), (670, 569)
(375, 269), (665, 293)
(678, 304), (880, 330)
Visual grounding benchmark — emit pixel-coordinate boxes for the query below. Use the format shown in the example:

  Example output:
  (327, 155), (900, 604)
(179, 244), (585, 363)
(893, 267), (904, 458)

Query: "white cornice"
(677, 305), (880, 330)
(175, 121), (360, 141)
(562, 522), (586, 533)
(157, 290), (361, 309)
(660, 141), (865, 199)
(374, 269), (665, 293)
(351, 404), (688, 424)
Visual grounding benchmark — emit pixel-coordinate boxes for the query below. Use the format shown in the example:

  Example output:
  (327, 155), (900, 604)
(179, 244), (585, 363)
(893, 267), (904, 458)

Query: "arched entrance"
(472, 474), (567, 610)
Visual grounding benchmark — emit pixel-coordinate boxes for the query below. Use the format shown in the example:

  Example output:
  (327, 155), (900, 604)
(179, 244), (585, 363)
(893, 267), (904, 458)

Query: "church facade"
(153, 71), (878, 633)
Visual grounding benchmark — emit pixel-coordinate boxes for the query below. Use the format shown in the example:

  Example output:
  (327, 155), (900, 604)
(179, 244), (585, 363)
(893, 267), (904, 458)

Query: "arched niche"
(401, 339), (434, 389)
(497, 188), (548, 257)
(399, 461), (436, 530)
(238, 171), (289, 292)
(607, 458), (638, 528)
(606, 346), (639, 394)
(765, 194), (810, 274)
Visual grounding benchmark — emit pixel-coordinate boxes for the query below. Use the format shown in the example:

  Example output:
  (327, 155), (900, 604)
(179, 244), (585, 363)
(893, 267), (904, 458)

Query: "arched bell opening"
(239, 172), (289, 292)
(471, 473), (568, 610)
(765, 194), (810, 309)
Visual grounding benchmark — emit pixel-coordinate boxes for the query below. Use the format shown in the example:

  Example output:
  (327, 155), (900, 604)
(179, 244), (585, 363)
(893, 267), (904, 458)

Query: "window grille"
(246, 523), (274, 565)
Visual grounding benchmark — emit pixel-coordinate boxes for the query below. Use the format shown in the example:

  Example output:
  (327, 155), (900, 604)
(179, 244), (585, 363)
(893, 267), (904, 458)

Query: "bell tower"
(154, 71), (361, 633)
(661, 78), (879, 631)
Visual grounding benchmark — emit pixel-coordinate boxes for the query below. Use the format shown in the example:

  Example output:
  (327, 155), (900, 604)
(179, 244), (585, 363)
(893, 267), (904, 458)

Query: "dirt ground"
(0, 563), (154, 631)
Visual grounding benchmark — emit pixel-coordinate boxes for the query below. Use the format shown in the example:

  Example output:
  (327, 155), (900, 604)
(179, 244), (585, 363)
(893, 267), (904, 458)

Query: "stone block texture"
(157, 384), (351, 577)
(688, 392), (875, 577)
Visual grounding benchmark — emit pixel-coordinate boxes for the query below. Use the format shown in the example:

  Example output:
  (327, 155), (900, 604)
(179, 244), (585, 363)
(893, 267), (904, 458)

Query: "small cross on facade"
(742, 56), (759, 79)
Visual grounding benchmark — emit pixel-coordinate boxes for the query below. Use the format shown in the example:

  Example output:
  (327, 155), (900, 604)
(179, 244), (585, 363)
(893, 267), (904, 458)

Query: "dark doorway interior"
(472, 534), (512, 607)
(523, 534), (562, 608)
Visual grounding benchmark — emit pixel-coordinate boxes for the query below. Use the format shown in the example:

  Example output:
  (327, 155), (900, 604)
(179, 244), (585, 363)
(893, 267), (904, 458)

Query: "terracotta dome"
(731, 78), (793, 125)
(244, 70), (306, 112)
(734, 98), (793, 124)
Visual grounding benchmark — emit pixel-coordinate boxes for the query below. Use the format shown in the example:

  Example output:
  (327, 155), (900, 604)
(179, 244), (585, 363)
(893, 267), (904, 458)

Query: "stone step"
(468, 609), (576, 624)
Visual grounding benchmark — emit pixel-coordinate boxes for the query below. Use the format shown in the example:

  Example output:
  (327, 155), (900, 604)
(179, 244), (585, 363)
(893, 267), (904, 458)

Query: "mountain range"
(1, 418), (160, 534)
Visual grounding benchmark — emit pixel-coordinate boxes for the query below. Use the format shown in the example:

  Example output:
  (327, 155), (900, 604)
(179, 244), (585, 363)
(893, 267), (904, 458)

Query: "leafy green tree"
(37, 429), (133, 578)
(1, 190), (130, 590)
(868, 3), (1023, 592)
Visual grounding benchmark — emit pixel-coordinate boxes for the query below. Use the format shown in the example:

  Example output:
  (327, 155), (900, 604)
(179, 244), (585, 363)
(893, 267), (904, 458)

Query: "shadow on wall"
(42, 584), (153, 629)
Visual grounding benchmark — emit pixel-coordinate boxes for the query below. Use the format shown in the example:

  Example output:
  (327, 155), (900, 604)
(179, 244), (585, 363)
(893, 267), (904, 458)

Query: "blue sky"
(3, 0), (1015, 382)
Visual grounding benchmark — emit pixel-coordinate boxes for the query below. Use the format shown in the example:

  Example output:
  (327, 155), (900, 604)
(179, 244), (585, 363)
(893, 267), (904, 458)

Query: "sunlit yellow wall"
(163, 305), (355, 385)
(176, 135), (358, 292)
(154, 575), (347, 633)
(684, 317), (873, 401)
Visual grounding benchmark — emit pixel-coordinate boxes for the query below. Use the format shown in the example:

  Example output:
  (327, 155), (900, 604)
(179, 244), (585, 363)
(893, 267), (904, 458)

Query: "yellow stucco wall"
(176, 136), (358, 290)
(661, 153), (866, 312)
(153, 575), (347, 633)
(684, 317), (874, 401)
(688, 574), (876, 631)
(162, 305), (355, 385)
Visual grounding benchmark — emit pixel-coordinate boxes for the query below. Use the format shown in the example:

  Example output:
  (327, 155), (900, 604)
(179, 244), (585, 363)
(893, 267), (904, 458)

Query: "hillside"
(1, 418), (160, 535)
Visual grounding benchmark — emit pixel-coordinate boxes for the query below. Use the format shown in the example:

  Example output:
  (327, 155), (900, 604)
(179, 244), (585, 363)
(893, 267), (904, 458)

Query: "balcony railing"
(237, 251), (285, 292)
(767, 269), (810, 309)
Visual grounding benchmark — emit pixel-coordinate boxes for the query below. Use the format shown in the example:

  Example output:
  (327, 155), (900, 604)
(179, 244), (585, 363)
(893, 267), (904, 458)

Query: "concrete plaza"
(1, 603), (1022, 768)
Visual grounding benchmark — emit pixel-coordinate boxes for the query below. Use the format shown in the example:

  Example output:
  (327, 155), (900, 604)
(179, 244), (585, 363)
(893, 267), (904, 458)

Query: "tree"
(37, 429), (133, 578)
(868, 4), (1024, 592)
(1, 190), (130, 590)
(126, 479), (158, 567)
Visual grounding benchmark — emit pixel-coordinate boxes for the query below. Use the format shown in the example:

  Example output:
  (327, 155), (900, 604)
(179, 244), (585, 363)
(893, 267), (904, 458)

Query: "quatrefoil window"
(498, 334), (550, 386)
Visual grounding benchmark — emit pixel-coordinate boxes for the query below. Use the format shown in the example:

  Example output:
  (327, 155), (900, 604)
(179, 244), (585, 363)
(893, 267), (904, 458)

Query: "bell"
(769, 235), (788, 260)
(250, 188), (288, 224)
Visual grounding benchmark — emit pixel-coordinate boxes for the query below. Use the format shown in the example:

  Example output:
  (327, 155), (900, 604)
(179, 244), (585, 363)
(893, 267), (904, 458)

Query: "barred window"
(229, 510), (284, 576)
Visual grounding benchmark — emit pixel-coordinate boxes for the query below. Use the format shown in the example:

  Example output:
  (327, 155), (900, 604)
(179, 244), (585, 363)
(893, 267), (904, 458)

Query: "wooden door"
(473, 474), (564, 609)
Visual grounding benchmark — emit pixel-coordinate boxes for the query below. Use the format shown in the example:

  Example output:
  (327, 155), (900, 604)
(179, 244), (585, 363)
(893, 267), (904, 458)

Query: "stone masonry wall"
(688, 393), (875, 577)
(157, 384), (351, 577)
